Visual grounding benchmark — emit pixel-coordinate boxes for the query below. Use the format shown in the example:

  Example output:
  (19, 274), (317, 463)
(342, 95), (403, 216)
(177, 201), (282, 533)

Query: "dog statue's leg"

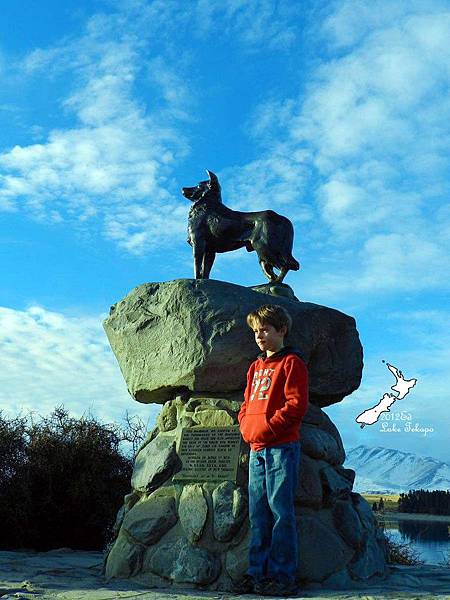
(192, 240), (206, 278)
(202, 250), (216, 279)
(259, 260), (277, 283)
(274, 266), (288, 284)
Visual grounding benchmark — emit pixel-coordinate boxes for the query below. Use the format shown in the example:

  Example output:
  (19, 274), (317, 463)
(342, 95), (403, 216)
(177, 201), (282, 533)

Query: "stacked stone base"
(105, 395), (389, 590)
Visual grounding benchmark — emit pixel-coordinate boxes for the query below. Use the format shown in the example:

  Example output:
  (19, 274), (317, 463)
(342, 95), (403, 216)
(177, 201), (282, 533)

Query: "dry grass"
(365, 494), (428, 567)
(362, 493), (400, 511)
(368, 498), (450, 568)
(438, 548), (450, 568)
(383, 532), (425, 565)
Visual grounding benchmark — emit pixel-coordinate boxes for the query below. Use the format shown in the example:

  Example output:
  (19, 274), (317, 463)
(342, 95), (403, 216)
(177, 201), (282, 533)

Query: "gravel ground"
(1, 549), (450, 600)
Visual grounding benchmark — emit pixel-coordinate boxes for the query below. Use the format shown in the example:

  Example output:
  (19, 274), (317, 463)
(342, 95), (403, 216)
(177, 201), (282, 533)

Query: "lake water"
(378, 516), (450, 565)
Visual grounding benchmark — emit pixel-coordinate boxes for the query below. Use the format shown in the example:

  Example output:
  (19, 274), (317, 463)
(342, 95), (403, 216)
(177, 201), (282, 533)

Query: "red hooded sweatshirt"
(238, 346), (309, 451)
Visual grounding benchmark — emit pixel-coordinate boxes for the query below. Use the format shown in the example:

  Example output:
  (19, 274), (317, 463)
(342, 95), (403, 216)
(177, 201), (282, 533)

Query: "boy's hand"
(239, 413), (276, 444)
(268, 412), (296, 436)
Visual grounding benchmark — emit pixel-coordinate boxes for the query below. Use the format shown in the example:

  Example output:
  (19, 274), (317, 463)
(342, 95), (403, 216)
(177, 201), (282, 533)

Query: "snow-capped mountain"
(344, 445), (450, 493)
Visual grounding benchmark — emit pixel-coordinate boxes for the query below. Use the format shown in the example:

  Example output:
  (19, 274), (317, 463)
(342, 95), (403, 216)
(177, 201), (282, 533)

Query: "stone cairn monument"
(102, 278), (389, 591)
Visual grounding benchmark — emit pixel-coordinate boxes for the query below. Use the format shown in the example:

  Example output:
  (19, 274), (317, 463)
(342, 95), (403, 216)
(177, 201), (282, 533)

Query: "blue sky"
(0, 0), (449, 463)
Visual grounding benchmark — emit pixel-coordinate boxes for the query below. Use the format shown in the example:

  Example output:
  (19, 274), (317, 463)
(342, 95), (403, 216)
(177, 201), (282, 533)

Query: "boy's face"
(252, 321), (287, 355)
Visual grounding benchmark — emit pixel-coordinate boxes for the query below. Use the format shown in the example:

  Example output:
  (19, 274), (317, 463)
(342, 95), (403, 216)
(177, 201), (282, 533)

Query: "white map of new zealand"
(356, 362), (417, 428)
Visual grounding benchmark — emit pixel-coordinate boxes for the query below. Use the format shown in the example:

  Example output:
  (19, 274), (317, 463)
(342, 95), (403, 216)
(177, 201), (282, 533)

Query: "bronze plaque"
(173, 426), (241, 482)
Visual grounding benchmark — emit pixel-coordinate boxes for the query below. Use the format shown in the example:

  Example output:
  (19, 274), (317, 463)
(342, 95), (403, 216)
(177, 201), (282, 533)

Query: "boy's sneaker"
(232, 573), (257, 594)
(259, 578), (300, 596)
(254, 578), (273, 594)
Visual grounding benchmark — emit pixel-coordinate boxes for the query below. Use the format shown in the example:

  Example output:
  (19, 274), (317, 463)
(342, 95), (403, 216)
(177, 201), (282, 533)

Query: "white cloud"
(384, 309), (450, 375)
(294, 3), (450, 234)
(231, 0), (450, 299)
(0, 0), (311, 256)
(319, 179), (366, 218)
(222, 153), (314, 223)
(0, 305), (157, 427)
(303, 229), (448, 304)
(357, 233), (444, 290)
(0, 4), (191, 255)
(322, 0), (450, 51)
(193, 0), (302, 50)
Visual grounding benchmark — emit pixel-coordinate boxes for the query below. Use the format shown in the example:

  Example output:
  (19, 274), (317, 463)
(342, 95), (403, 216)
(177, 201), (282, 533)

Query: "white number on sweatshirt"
(250, 369), (274, 401)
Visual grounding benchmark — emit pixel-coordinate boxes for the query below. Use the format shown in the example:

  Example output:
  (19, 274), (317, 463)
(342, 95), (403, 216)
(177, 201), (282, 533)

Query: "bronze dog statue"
(181, 170), (300, 283)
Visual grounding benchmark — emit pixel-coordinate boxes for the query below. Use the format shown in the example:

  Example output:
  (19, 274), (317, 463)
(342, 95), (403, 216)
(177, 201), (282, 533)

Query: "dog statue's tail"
(273, 250), (300, 272)
(288, 256), (300, 271)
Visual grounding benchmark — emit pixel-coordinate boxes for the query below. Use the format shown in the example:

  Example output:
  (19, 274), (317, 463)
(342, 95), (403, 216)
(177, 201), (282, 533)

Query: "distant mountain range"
(344, 445), (450, 493)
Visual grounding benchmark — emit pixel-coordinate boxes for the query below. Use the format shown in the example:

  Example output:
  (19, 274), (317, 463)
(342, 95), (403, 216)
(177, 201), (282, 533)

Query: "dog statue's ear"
(206, 170), (221, 196)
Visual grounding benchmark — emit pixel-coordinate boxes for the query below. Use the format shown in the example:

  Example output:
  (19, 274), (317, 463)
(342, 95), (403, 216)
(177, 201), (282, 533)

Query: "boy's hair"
(246, 304), (293, 335)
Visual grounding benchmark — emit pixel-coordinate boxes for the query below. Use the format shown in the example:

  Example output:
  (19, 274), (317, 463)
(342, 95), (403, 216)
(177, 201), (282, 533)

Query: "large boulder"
(179, 484), (208, 543)
(131, 435), (181, 493)
(148, 538), (221, 585)
(121, 488), (177, 545)
(103, 279), (362, 407)
(212, 481), (248, 542)
(297, 515), (355, 580)
(105, 532), (143, 580)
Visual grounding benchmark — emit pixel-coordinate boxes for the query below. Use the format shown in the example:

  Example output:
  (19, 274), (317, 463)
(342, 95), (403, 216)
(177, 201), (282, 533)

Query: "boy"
(237, 304), (309, 596)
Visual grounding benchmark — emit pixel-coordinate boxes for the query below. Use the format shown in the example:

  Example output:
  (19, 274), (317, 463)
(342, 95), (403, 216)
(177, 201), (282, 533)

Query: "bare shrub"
(0, 406), (145, 551)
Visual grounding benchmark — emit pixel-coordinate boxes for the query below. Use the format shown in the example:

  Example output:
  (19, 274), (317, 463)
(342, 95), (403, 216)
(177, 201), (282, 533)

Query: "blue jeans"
(247, 441), (300, 583)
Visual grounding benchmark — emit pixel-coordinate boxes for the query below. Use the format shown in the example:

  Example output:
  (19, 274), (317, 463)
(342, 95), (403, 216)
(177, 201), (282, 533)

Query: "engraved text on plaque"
(173, 426), (241, 482)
